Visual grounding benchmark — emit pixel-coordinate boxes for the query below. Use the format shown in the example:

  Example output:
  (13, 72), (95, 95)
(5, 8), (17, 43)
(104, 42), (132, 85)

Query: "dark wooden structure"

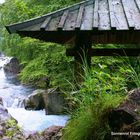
(5, 0), (140, 81)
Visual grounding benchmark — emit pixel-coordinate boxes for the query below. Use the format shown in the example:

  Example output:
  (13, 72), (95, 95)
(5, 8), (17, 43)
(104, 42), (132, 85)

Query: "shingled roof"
(6, 0), (140, 44)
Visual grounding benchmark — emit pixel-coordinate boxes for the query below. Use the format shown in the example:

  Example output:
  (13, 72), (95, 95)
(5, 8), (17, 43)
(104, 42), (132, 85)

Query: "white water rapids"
(0, 55), (69, 132)
(0, 0), (5, 4)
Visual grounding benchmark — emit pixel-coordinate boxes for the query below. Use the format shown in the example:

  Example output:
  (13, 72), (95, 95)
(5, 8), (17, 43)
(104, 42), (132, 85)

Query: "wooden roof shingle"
(5, 0), (140, 44)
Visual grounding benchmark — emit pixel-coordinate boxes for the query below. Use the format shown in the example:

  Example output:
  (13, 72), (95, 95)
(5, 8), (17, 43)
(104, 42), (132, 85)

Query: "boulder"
(3, 57), (20, 76)
(43, 88), (66, 115)
(0, 103), (12, 122)
(42, 125), (63, 140)
(0, 97), (13, 122)
(26, 125), (63, 140)
(0, 52), (2, 57)
(0, 97), (25, 140)
(108, 88), (140, 140)
(24, 88), (67, 114)
(24, 89), (45, 110)
(0, 97), (3, 105)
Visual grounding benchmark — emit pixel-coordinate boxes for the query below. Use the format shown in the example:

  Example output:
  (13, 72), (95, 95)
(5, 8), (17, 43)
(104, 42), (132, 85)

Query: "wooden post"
(74, 33), (92, 84)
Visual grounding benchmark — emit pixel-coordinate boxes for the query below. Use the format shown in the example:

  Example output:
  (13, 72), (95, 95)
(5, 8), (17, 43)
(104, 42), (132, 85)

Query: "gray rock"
(43, 88), (66, 115)
(0, 97), (64, 140)
(0, 97), (3, 105)
(42, 125), (63, 140)
(0, 105), (12, 121)
(1, 136), (11, 140)
(24, 89), (45, 110)
(24, 88), (67, 115)
(3, 57), (20, 76)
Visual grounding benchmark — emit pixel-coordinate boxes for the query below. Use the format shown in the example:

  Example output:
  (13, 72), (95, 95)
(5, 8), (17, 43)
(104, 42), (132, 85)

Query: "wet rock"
(0, 52), (2, 57)
(109, 88), (140, 131)
(0, 105), (12, 121)
(0, 97), (3, 105)
(42, 125), (63, 140)
(0, 130), (4, 136)
(43, 88), (67, 115)
(108, 88), (140, 140)
(3, 57), (20, 76)
(26, 126), (63, 140)
(0, 97), (64, 139)
(26, 133), (43, 140)
(24, 88), (67, 115)
(1, 136), (11, 140)
(24, 89), (45, 110)
(0, 97), (22, 140)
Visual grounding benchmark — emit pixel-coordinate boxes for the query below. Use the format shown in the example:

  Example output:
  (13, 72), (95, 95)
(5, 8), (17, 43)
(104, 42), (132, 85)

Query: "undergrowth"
(62, 93), (123, 140)
(62, 56), (140, 140)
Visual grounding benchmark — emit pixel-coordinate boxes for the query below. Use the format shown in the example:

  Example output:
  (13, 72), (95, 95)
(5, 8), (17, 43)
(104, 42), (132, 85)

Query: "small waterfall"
(0, 54), (69, 132)
(11, 98), (24, 108)
(0, 0), (5, 4)
(0, 55), (33, 108)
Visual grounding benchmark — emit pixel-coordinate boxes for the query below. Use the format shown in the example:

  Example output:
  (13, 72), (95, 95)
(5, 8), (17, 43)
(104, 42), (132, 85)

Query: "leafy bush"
(18, 42), (74, 89)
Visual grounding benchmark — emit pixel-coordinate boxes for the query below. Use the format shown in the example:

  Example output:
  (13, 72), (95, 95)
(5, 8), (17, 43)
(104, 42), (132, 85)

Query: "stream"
(0, 0), (4, 4)
(0, 55), (69, 132)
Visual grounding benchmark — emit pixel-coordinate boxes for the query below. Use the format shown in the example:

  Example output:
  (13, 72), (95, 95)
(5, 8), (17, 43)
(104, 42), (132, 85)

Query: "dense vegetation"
(0, 0), (140, 140)
(0, 0), (80, 89)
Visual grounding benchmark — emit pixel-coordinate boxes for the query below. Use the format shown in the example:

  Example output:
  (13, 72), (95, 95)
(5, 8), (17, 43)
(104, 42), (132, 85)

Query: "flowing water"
(0, 55), (69, 132)
(0, 0), (4, 4)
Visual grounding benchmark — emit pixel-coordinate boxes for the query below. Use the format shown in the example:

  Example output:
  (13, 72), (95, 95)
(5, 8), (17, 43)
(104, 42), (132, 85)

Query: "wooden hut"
(6, 0), (140, 81)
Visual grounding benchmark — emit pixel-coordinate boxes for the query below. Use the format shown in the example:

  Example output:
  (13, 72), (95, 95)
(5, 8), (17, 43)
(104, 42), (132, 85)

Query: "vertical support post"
(74, 33), (92, 84)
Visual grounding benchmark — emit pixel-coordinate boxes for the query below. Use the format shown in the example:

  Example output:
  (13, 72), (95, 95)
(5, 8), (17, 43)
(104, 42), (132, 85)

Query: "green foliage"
(6, 119), (20, 138)
(0, 0), (81, 89)
(82, 64), (127, 95)
(19, 57), (48, 85)
(18, 42), (73, 89)
(117, 57), (140, 89)
(62, 57), (140, 140)
(62, 94), (123, 140)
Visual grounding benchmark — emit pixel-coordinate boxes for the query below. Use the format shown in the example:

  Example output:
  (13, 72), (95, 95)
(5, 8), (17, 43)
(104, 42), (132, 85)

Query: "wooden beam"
(121, 0), (135, 30)
(40, 17), (51, 30)
(108, 0), (116, 30)
(135, 0), (140, 12)
(58, 10), (69, 30)
(93, 0), (99, 29)
(75, 4), (85, 29)
(66, 48), (140, 56)
(73, 33), (92, 83)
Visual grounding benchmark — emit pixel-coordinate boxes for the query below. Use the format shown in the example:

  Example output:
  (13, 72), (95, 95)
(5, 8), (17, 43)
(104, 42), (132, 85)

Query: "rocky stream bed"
(0, 54), (69, 139)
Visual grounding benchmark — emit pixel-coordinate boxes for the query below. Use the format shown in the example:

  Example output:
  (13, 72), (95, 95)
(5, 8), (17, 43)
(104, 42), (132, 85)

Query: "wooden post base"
(73, 33), (92, 84)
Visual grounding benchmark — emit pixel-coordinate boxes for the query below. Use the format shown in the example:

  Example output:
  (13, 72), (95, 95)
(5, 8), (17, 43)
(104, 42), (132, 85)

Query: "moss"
(5, 119), (20, 138)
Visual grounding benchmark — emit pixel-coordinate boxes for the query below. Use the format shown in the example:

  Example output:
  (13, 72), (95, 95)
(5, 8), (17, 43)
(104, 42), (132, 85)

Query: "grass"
(62, 59), (125, 140)
(62, 93), (124, 140)
(61, 56), (140, 140)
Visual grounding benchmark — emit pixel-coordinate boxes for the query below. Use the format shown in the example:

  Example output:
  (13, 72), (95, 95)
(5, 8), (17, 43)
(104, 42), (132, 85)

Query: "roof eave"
(5, 25), (13, 34)
(5, 0), (92, 34)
